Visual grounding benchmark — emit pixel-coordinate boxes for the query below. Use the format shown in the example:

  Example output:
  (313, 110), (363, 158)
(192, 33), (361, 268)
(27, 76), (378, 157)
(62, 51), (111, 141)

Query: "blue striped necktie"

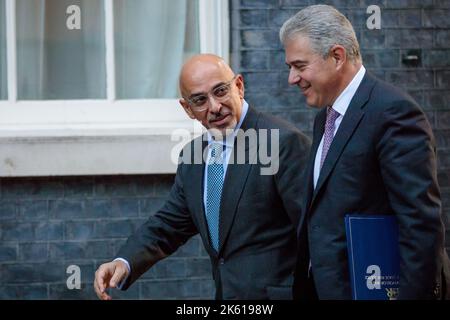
(206, 143), (224, 251)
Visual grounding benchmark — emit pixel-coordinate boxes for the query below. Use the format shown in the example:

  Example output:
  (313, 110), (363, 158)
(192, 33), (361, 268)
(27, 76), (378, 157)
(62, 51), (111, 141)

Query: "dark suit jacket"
(293, 72), (450, 300)
(117, 106), (311, 299)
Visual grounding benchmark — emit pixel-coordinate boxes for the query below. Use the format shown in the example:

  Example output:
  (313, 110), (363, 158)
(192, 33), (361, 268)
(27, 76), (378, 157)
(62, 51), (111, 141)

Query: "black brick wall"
(1, 0), (449, 299)
(0, 176), (214, 299)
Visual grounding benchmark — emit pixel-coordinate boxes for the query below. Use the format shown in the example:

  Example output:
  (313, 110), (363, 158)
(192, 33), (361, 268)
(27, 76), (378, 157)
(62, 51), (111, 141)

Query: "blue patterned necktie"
(206, 143), (224, 251)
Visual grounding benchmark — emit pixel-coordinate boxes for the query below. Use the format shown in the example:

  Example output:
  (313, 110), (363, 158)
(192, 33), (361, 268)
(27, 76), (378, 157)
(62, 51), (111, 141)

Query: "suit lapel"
(218, 106), (259, 254)
(188, 136), (215, 252)
(298, 109), (326, 233)
(310, 72), (376, 209)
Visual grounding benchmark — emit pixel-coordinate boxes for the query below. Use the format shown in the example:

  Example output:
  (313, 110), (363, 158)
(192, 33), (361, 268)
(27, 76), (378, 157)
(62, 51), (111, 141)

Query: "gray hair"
(279, 5), (361, 63)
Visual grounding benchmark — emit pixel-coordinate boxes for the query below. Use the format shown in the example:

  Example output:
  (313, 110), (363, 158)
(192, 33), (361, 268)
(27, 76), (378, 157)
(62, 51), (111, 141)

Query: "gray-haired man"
(280, 4), (450, 300)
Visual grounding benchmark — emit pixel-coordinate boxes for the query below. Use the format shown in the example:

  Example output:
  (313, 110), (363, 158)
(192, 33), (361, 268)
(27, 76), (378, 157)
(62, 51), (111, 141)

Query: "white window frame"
(0, 0), (229, 177)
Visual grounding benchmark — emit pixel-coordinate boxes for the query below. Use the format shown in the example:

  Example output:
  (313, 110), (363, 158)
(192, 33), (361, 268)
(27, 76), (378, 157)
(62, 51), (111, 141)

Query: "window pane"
(16, 0), (106, 100)
(0, 0), (6, 100)
(114, 0), (200, 99)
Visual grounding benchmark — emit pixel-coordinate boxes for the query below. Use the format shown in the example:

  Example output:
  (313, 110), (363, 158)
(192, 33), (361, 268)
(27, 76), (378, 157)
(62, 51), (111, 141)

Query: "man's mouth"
(300, 84), (311, 94)
(210, 114), (230, 126)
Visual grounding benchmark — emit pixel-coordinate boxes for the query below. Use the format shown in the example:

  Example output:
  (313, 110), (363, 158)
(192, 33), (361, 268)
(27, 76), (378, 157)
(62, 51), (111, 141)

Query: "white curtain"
(14, 0), (199, 100)
(0, 0), (7, 99)
(114, 0), (199, 99)
(16, 0), (106, 99)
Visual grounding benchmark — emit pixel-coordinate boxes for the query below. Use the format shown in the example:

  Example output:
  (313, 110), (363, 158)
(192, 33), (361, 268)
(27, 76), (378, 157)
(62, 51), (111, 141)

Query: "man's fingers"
(94, 276), (109, 300)
(94, 261), (128, 300)
(94, 263), (116, 298)
(100, 290), (112, 300)
(109, 262), (127, 288)
(96, 267), (109, 293)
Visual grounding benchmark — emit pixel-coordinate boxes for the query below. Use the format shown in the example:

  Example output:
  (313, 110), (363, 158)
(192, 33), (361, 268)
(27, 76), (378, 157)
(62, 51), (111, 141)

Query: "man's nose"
(208, 95), (221, 113)
(288, 68), (301, 85)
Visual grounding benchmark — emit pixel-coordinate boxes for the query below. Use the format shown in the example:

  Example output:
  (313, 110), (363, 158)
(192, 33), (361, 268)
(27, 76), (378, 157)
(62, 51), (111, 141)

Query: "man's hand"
(94, 260), (129, 300)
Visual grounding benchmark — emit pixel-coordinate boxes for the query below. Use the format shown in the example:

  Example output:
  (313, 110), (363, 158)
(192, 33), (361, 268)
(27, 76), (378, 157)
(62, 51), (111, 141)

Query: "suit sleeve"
(116, 160), (198, 289)
(275, 130), (311, 226)
(376, 99), (444, 299)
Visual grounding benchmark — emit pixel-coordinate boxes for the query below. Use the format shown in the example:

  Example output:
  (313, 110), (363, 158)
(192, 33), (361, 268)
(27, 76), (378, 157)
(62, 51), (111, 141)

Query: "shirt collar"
(331, 65), (366, 116)
(207, 99), (249, 148)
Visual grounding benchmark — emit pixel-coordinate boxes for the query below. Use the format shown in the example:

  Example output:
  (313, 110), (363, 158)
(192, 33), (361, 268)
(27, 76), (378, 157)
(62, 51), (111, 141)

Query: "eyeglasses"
(184, 75), (238, 112)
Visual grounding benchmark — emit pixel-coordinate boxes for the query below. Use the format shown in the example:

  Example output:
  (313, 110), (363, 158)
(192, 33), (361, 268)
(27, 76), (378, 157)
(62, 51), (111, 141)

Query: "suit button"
(219, 258), (225, 265)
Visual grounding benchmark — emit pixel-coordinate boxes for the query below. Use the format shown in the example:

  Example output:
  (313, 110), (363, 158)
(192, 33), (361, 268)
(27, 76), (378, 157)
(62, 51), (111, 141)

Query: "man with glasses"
(94, 54), (311, 300)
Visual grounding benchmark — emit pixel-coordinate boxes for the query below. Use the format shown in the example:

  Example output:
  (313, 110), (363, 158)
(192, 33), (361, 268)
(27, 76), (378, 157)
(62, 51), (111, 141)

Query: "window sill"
(0, 122), (202, 177)
(0, 101), (202, 177)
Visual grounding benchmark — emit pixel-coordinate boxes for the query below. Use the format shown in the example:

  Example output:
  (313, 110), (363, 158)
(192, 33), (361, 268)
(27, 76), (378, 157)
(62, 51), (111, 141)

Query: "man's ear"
(330, 45), (346, 70)
(179, 99), (196, 119)
(235, 74), (245, 99)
